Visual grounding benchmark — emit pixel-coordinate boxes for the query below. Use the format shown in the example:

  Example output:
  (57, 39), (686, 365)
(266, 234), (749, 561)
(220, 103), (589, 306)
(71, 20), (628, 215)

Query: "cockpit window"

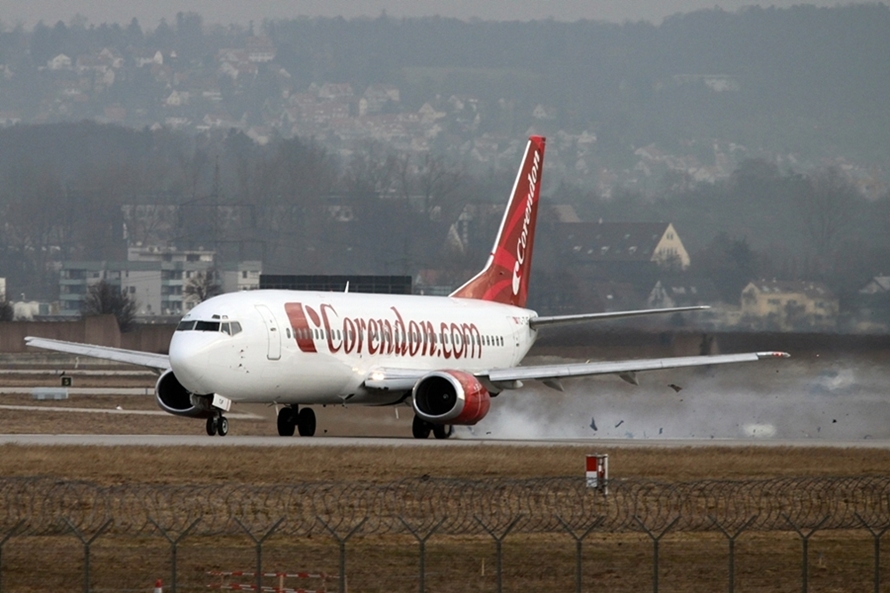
(177, 319), (241, 334)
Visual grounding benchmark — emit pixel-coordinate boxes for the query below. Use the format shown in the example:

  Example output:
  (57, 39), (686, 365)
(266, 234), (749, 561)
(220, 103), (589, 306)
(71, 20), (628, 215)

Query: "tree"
(691, 233), (771, 303)
(82, 281), (137, 332)
(799, 167), (861, 258)
(184, 271), (222, 304)
(0, 301), (12, 322)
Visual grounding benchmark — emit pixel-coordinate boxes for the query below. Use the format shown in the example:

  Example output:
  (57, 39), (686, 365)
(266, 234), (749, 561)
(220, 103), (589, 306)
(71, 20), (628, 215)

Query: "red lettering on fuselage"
(284, 302), (488, 360)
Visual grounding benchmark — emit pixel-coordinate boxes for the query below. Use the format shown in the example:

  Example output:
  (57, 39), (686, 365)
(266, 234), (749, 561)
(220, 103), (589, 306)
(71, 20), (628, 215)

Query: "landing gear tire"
(412, 415), (432, 439)
(297, 408), (316, 437)
(277, 407), (296, 437)
(433, 424), (453, 440)
(206, 415), (228, 436)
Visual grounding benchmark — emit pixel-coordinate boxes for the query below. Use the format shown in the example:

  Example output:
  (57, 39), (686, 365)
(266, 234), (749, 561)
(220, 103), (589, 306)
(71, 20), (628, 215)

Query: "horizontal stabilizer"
(529, 305), (709, 329)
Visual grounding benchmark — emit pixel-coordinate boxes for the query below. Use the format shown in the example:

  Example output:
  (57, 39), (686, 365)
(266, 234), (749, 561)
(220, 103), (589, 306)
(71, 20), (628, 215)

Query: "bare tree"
(799, 167), (861, 257)
(184, 270), (222, 304)
(82, 281), (138, 332)
(0, 301), (12, 322)
(415, 153), (464, 221)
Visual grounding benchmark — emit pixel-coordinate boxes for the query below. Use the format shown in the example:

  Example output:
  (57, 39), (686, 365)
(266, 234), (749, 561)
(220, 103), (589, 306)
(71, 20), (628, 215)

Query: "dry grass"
(0, 531), (883, 593)
(2, 383), (889, 591)
(0, 443), (888, 485)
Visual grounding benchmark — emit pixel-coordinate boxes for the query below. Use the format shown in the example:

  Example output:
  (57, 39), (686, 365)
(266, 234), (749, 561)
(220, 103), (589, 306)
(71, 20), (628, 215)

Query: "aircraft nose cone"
(169, 334), (211, 393)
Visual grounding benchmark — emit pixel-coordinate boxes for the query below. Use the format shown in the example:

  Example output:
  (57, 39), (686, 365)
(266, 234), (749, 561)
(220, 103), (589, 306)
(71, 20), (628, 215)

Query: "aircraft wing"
(24, 337), (170, 370)
(485, 351), (789, 386)
(362, 351), (789, 393)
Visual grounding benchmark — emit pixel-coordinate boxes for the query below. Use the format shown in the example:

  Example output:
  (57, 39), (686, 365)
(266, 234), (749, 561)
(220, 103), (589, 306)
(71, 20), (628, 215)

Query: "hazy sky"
(0, 1), (867, 28)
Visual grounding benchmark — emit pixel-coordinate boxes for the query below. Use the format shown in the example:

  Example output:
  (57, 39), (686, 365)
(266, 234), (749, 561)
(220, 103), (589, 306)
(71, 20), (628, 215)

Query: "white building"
(59, 247), (261, 319)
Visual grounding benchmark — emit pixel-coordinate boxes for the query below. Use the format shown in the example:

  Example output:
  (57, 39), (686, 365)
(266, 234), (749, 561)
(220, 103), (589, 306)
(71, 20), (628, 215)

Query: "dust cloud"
(457, 357), (890, 441)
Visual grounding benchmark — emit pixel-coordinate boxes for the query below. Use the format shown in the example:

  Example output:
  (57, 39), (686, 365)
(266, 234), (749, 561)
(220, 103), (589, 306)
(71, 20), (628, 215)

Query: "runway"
(0, 434), (888, 448)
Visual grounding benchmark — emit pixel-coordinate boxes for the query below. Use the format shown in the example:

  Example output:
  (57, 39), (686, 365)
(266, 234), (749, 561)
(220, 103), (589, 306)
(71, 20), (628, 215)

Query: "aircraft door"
(255, 304), (282, 360)
(510, 316), (524, 365)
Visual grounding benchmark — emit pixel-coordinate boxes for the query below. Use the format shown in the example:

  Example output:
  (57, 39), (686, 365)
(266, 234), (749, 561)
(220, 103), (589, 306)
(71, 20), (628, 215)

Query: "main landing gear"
(412, 415), (453, 440)
(277, 406), (317, 437)
(206, 414), (229, 437)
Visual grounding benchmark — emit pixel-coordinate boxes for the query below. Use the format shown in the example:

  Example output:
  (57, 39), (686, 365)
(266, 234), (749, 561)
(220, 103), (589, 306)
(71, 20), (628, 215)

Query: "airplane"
(25, 135), (789, 439)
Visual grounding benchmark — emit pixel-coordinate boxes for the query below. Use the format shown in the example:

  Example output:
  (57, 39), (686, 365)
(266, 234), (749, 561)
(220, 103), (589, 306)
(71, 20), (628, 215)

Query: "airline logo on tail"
(512, 148), (541, 296)
(451, 135), (546, 308)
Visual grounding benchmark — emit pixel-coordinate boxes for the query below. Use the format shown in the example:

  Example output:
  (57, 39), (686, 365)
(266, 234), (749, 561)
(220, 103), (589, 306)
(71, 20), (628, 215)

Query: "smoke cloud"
(456, 356), (889, 441)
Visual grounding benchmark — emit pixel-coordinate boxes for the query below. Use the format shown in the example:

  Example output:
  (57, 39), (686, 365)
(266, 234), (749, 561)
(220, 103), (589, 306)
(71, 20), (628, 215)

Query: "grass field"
(1, 367), (889, 592)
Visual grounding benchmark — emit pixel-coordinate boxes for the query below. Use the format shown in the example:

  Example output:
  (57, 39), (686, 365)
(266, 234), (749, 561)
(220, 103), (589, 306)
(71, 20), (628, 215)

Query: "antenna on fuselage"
(344, 281), (350, 293)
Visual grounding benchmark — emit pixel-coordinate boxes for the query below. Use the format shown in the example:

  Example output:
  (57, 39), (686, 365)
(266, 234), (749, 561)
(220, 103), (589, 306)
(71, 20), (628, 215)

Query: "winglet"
(450, 136), (546, 307)
(756, 351), (791, 359)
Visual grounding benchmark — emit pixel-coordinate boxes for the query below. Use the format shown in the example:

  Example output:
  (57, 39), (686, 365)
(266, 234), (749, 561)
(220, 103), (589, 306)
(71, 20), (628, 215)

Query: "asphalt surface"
(0, 434), (888, 448)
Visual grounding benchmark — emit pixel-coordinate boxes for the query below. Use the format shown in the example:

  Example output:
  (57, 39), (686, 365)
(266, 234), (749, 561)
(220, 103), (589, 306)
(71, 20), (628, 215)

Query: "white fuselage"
(169, 290), (538, 405)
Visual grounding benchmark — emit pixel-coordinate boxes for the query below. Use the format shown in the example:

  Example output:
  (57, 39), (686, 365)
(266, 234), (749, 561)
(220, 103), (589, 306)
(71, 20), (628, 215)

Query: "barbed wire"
(0, 476), (887, 537)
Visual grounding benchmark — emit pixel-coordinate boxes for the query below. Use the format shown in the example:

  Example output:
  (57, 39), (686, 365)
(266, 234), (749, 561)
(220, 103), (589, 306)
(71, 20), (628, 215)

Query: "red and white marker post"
(586, 454), (608, 495)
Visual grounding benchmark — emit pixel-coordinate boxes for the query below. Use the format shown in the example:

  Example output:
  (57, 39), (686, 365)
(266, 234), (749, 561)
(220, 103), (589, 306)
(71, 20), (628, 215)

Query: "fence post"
(854, 513), (890, 593)
(710, 515), (758, 593)
(556, 515), (604, 593)
(783, 514), (829, 593)
(235, 517), (285, 593)
(0, 520), (25, 593)
(149, 517), (201, 593)
(475, 515), (522, 593)
(399, 517), (446, 593)
(318, 516), (368, 593)
(63, 518), (112, 593)
(634, 516), (680, 593)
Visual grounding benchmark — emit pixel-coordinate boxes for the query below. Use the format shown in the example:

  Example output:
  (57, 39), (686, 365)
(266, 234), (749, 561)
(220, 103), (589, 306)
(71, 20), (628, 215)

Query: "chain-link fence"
(0, 476), (888, 592)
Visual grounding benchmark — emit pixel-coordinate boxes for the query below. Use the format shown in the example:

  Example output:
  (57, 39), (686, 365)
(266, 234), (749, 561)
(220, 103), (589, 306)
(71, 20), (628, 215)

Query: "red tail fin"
(450, 136), (545, 308)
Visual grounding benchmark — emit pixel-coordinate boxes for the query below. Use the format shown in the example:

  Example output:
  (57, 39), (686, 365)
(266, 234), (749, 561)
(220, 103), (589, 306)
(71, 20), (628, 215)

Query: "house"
(559, 221), (690, 269)
(47, 54), (72, 70)
(860, 276), (890, 295)
(740, 280), (838, 330)
(647, 278), (720, 309)
(851, 275), (890, 331)
(532, 104), (557, 120)
(245, 36), (276, 63)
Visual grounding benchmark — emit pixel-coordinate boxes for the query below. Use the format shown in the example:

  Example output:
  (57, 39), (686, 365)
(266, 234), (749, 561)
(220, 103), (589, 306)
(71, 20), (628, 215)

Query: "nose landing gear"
(205, 414), (229, 436)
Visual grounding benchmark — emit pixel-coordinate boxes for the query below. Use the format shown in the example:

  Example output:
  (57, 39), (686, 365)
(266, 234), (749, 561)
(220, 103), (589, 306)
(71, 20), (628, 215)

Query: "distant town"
(0, 9), (889, 334)
(0, 11), (886, 197)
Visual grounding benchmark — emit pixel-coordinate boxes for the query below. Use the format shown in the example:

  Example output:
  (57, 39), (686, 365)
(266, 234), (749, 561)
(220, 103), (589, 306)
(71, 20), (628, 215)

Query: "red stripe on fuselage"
(284, 302), (317, 353)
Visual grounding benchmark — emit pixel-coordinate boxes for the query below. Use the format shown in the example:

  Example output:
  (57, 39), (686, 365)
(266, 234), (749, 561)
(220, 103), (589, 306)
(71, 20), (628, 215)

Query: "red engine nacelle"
(155, 370), (214, 418)
(412, 370), (491, 425)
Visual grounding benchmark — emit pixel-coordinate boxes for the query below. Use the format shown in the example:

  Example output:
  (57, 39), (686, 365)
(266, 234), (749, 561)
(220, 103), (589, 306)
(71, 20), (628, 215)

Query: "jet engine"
(412, 370), (491, 425)
(155, 370), (214, 418)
